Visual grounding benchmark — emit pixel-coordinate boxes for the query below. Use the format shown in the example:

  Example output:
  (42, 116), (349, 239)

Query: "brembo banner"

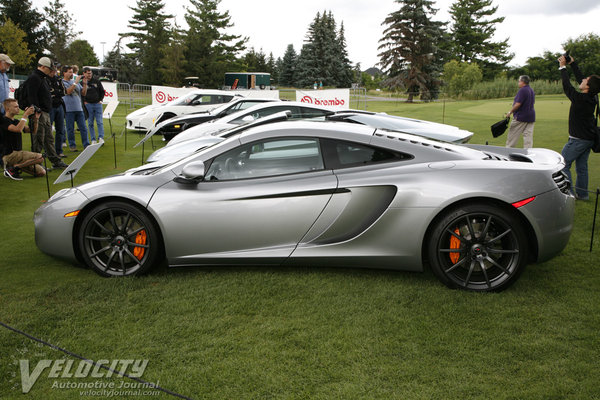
(296, 89), (350, 109)
(151, 86), (194, 105)
(102, 82), (119, 104)
(8, 79), (19, 99)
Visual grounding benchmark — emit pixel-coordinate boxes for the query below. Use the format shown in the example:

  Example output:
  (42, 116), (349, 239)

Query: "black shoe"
(52, 161), (69, 169)
(4, 166), (23, 181)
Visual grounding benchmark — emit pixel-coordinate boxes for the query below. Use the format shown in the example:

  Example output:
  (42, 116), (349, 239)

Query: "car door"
(149, 137), (338, 265)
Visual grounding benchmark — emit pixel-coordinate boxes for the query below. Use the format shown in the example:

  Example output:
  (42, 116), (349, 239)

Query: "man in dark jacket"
(558, 55), (600, 201)
(48, 63), (67, 157)
(83, 67), (105, 144)
(25, 56), (67, 169)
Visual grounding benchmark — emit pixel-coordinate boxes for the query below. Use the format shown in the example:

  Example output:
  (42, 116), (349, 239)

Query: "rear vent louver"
(553, 171), (570, 194)
(374, 133), (457, 153)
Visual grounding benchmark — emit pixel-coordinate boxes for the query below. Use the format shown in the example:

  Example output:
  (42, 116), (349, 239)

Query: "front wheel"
(78, 201), (162, 277)
(427, 203), (529, 292)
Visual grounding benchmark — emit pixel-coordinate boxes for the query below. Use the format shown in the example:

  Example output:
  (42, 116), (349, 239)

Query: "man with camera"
(506, 75), (535, 148)
(62, 65), (89, 150)
(558, 54), (600, 201)
(24, 57), (68, 169)
(1, 99), (45, 180)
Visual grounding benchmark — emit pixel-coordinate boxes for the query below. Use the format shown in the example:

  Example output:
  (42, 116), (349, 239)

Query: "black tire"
(78, 201), (161, 277)
(427, 203), (528, 292)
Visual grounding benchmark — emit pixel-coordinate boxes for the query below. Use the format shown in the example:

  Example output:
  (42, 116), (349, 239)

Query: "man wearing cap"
(0, 53), (15, 115)
(24, 56), (67, 169)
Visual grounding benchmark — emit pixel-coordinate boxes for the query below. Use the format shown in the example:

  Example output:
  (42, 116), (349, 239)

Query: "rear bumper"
(520, 189), (575, 262)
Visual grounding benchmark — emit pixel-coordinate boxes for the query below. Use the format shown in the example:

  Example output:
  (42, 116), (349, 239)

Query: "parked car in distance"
(35, 120), (574, 292)
(126, 90), (239, 132)
(145, 97), (280, 141)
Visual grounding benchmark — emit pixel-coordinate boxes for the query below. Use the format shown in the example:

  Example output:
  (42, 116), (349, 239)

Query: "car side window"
(298, 107), (332, 119)
(205, 138), (324, 181)
(322, 139), (411, 169)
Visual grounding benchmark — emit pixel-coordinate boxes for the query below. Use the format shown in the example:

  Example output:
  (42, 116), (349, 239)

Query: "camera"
(30, 105), (41, 113)
(563, 52), (572, 63)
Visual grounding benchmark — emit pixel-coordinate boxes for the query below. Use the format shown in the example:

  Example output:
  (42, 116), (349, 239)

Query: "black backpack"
(14, 79), (30, 110)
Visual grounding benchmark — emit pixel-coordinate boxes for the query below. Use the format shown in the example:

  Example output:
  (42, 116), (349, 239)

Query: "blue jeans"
(85, 102), (104, 141)
(66, 111), (89, 149)
(561, 137), (593, 198)
(50, 105), (66, 155)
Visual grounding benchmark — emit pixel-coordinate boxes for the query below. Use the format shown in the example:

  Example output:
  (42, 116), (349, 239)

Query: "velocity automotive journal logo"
(18, 358), (154, 394)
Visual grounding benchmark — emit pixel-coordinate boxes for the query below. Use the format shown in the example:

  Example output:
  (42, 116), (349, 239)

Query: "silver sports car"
(34, 121), (574, 291)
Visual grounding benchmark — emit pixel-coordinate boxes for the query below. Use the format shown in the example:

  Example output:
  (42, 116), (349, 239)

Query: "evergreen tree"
(43, 0), (81, 65)
(278, 44), (297, 87)
(333, 22), (354, 87)
(158, 24), (188, 86)
(243, 48), (268, 72)
(378, 0), (446, 101)
(449, 0), (512, 78)
(123, 0), (173, 85)
(295, 11), (354, 88)
(0, 0), (47, 69)
(0, 18), (35, 74)
(184, 0), (247, 88)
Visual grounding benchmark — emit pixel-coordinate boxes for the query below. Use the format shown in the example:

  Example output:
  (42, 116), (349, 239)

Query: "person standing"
(82, 67), (105, 145)
(558, 55), (600, 201)
(62, 65), (89, 150)
(25, 57), (68, 169)
(0, 53), (15, 115)
(506, 75), (535, 148)
(48, 64), (67, 158)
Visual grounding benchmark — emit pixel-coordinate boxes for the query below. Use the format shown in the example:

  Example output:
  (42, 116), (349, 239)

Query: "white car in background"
(126, 90), (240, 131)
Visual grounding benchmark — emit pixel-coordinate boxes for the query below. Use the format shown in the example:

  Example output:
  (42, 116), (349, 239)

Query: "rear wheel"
(79, 201), (161, 277)
(428, 203), (528, 292)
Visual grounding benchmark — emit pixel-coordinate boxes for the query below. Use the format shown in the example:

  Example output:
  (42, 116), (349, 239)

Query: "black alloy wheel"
(79, 201), (161, 277)
(428, 203), (528, 292)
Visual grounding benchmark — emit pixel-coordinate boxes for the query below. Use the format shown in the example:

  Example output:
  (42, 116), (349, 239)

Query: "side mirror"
(242, 115), (255, 123)
(174, 161), (205, 184)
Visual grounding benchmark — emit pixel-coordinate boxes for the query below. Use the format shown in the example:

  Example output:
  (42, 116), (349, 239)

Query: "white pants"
(506, 120), (535, 149)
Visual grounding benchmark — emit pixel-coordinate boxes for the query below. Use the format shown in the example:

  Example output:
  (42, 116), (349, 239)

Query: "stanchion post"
(590, 188), (599, 252)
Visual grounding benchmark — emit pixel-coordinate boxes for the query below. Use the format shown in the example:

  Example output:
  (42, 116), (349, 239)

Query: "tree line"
(1, 0), (598, 97)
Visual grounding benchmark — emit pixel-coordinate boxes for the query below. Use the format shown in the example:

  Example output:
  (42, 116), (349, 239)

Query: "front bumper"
(34, 189), (89, 262)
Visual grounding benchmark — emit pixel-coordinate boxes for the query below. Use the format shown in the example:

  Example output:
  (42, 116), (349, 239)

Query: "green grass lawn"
(1, 97), (599, 399)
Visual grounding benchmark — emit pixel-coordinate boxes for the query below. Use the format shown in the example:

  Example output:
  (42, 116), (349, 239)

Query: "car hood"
(126, 104), (164, 118)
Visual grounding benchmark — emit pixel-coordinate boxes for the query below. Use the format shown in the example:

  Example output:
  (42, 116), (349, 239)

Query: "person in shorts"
(1, 99), (45, 180)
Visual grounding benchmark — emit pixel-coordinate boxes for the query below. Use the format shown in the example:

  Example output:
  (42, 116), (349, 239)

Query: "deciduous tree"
(0, 0), (47, 70)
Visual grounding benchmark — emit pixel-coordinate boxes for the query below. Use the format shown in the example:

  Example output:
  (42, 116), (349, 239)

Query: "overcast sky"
(31, 0), (600, 69)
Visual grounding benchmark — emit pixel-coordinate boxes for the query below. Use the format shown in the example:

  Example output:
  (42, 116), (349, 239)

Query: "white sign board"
(102, 82), (119, 104)
(9, 79), (19, 99)
(296, 89), (350, 109)
(151, 86), (195, 105)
